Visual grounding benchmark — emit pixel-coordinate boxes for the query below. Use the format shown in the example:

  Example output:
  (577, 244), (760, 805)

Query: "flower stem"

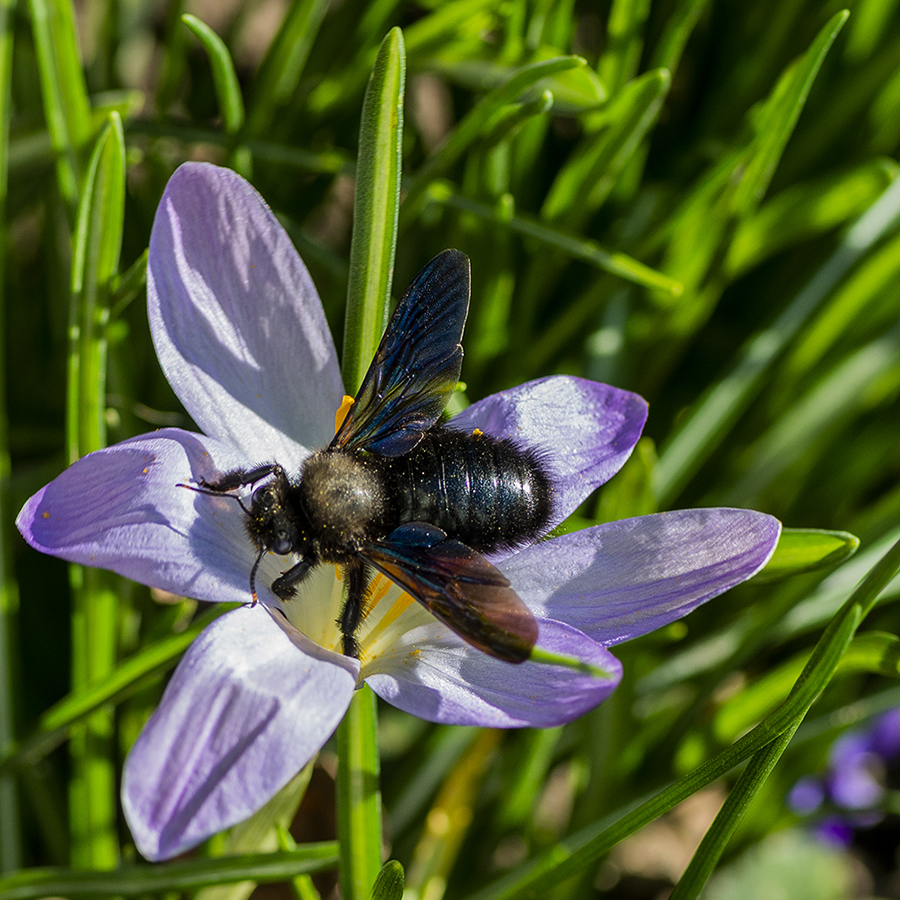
(336, 686), (382, 900)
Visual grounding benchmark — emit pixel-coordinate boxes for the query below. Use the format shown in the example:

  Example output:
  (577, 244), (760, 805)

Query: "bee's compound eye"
(252, 485), (268, 505)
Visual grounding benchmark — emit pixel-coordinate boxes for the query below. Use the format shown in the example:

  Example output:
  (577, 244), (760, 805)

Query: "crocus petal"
(148, 162), (344, 461)
(122, 605), (358, 860)
(450, 376), (647, 527)
(365, 619), (622, 728)
(17, 428), (259, 604)
(501, 509), (781, 645)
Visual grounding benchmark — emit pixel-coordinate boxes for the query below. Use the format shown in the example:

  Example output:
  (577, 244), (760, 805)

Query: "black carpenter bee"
(188, 250), (553, 663)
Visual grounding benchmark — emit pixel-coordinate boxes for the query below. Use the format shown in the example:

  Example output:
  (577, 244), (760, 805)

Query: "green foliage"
(4, 1), (900, 898)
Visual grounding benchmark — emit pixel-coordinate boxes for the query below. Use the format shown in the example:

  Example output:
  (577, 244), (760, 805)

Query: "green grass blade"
(731, 10), (849, 215)
(342, 26), (405, 395)
(726, 158), (898, 276)
(26, 0), (92, 215)
(431, 184), (682, 295)
(402, 56), (585, 216)
(181, 14), (250, 176)
(542, 68), (670, 228)
(597, 0), (651, 95)
(0, 847), (339, 900)
(653, 173), (900, 506)
(181, 15), (244, 134)
(756, 528), (860, 582)
(67, 113), (124, 463)
(648, 0), (713, 74)
(65, 112), (125, 869)
(839, 632), (900, 678)
(245, 0), (330, 136)
(725, 323), (900, 504)
(668, 725), (798, 900)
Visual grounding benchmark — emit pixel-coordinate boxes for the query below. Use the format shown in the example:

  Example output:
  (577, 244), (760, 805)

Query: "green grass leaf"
(343, 27), (406, 395)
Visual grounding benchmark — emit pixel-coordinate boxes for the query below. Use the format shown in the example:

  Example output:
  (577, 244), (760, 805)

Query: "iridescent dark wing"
(329, 249), (470, 457)
(361, 523), (538, 663)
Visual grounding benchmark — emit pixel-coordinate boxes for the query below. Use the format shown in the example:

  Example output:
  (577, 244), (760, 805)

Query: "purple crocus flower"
(16, 163), (781, 861)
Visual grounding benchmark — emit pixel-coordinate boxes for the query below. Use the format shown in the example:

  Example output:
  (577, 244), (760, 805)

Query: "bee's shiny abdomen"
(382, 427), (553, 552)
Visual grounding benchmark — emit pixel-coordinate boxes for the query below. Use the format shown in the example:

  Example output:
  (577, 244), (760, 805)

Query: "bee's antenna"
(178, 482), (252, 516)
(248, 547), (266, 606)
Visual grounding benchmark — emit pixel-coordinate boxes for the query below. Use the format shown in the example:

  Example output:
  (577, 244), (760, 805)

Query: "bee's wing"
(361, 523), (537, 663)
(330, 250), (470, 457)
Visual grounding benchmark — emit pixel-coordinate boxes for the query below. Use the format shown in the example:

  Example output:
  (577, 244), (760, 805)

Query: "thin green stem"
(336, 688), (382, 900)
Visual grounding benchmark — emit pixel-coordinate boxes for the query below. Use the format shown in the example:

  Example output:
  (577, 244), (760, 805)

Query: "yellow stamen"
(360, 573), (417, 650)
(334, 395), (355, 434)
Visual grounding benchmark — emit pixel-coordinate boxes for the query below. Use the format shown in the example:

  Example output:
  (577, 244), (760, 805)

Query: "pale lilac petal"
(149, 162), (344, 462)
(365, 619), (622, 727)
(17, 429), (258, 604)
(122, 605), (358, 860)
(501, 509), (781, 645)
(451, 377), (647, 527)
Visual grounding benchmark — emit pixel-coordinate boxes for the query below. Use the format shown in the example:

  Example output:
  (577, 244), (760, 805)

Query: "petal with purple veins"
(17, 428), (259, 605)
(501, 509), (781, 645)
(450, 376), (648, 528)
(148, 162), (345, 461)
(122, 605), (358, 860)
(365, 619), (622, 728)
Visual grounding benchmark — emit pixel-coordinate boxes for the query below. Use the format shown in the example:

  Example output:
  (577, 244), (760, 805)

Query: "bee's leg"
(338, 559), (369, 658)
(271, 555), (315, 601)
(198, 463), (284, 493)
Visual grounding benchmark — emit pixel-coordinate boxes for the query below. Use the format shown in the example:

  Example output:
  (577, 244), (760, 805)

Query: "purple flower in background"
(16, 163), (781, 861)
(790, 708), (900, 845)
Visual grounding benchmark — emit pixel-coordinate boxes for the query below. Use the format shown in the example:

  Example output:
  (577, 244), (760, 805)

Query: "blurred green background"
(3, 0), (900, 898)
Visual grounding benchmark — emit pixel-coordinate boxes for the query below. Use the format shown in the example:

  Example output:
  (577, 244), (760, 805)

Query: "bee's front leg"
(271, 555), (315, 601)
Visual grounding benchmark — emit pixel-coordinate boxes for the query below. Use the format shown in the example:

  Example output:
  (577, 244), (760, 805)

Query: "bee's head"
(246, 477), (303, 556)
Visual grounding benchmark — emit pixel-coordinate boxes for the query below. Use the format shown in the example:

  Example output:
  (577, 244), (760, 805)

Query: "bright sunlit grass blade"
(726, 158), (898, 275)
(725, 324), (900, 504)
